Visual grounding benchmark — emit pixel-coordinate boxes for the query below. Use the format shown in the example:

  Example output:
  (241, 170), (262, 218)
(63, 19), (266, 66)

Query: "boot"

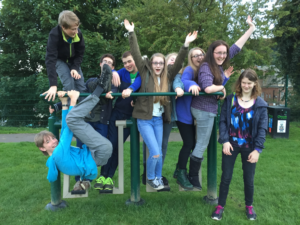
(176, 169), (193, 190)
(189, 156), (203, 190)
(173, 163), (179, 179)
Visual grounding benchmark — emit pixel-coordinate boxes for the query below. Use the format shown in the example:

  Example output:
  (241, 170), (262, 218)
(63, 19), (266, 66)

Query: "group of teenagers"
(35, 10), (268, 221)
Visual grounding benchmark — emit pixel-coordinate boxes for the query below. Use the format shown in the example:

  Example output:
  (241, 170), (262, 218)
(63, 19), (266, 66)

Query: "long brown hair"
(234, 69), (261, 99)
(198, 40), (230, 85)
(150, 53), (169, 105)
(187, 47), (205, 80)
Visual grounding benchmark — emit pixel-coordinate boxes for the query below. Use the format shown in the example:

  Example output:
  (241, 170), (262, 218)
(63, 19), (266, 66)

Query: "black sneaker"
(162, 176), (169, 186)
(211, 205), (224, 221)
(188, 175), (202, 190)
(246, 205), (257, 220)
(86, 64), (112, 93)
(98, 64), (112, 92)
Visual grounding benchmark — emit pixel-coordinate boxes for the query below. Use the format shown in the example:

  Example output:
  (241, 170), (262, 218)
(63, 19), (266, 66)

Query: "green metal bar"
(125, 118), (144, 205)
(39, 91), (224, 101)
(285, 74), (288, 107)
(204, 117), (218, 205)
(48, 112), (62, 206)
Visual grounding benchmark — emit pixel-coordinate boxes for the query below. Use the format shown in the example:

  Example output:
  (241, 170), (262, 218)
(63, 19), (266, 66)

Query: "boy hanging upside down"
(34, 65), (113, 192)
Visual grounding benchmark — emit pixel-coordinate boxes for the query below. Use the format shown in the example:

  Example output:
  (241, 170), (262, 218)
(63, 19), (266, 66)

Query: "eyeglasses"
(214, 52), (227, 56)
(152, 62), (164, 66)
(192, 54), (205, 58)
(102, 60), (113, 65)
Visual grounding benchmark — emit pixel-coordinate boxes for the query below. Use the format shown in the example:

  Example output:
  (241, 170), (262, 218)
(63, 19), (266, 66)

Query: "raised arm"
(124, 19), (146, 76)
(234, 15), (256, 49)
(168, 31), (198, 80)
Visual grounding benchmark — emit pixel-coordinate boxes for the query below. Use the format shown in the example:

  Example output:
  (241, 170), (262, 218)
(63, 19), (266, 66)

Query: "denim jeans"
(218, 146), (257, 207)
(100, 109), (131, 178)
(142, 121), (173, 168)
(56, 59), (86, 93)
(138, 116), (163, 180)
(191, 107), (216, 158)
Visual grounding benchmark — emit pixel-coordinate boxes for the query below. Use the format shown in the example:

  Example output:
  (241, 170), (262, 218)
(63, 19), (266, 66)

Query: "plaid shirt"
(191, 44), (240, 114)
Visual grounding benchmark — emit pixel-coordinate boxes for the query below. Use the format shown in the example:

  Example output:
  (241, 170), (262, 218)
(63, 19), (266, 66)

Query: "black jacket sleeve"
(45, 31), (59, 87)
(254, 107), (268, 150)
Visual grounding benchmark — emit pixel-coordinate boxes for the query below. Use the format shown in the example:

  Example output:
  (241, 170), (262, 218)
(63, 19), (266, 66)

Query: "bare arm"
(235, 15), (256, 49)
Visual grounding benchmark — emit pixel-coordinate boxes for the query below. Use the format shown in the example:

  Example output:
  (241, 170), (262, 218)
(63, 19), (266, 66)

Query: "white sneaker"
(157, 177), (165, 189)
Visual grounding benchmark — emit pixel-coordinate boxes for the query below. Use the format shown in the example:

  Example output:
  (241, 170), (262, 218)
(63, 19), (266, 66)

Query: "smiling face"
(100, 57), (114, 70)
(191, 49), (205, 67)
(122, 55), (137, 73)
(151, 56), (165, 76)
(40, 135), (58, 155)
(167, 55), (177, 65)
(241, 77), (256, 95)
(213, 45), (227, 65)
(62, 23), (79, 39)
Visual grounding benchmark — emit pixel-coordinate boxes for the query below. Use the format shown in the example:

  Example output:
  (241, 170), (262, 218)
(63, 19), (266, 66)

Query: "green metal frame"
(40, 91), (223, 208)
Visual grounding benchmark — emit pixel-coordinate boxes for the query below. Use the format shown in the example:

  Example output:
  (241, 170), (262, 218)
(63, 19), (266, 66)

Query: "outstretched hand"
(43, 86), (57, 102)
(224, 66), (234, 78)
(124, 19), (134, 32)
(184, 31), (198, 46)
(246, 15), (256, 31)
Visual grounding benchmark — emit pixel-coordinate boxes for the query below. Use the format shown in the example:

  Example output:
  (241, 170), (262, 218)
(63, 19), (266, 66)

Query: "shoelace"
(106, 177), (113, 185)
(96, 176), (105, 183)
(246, 206), (253, 215)
(215, 205), (223, 214)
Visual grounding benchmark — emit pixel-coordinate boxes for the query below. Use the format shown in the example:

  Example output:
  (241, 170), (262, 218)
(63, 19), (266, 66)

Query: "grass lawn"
(0, 123), (300, 225)
(0, 126), (47, 134)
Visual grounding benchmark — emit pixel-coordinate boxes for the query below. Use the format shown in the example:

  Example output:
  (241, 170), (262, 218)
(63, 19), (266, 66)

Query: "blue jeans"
(75, 121), (108, 182)
(100, 109), (131, 178)
(138, 116), (163, 180)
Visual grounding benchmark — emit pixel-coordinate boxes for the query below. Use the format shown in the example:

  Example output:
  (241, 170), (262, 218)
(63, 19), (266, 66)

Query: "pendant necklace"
(240, 98), (251, 102)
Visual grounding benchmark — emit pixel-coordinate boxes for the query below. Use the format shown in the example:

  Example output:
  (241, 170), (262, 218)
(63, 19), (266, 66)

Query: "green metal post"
(203, 117), (218, 205)
(45, 112), (67, 211)
(126, 118), (144, 205)
(285, 74), (288, 107)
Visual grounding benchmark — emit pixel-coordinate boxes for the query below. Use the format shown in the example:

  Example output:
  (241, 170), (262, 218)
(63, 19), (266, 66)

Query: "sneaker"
(147, 178), (164, 190)
(81, 180), (91, 190)
(246, 205), (257, 220)
(162, 176), (169, 186)
(157, 177), (165, 189)
(72, 180), (83, 192)
(98, 64), (112, 92)
(94, 176), (106, 190)
(103, 177), (114, 191)
(211, 205), (224, 221)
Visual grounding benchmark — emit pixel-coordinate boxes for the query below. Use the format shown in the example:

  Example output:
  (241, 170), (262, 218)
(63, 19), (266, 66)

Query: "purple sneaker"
(211, 205), (224, 220)
(246, 205), (257, 220)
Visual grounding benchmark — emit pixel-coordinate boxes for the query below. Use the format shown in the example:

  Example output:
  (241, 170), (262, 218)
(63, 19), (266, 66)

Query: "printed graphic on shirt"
(130, 72), (138, 84)
(229, 95), (255, 148)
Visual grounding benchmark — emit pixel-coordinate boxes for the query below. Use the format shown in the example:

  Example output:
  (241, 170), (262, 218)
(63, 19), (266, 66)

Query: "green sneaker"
(103, 177), (114, 191)
(94, 176), (106, 190)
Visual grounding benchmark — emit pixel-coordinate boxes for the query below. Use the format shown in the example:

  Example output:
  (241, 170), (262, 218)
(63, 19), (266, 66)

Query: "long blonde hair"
(187, 47), (206, 80)
(150, 53), (169, 105)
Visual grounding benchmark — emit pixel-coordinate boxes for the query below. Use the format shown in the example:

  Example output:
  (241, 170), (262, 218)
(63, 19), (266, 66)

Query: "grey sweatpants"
(66, 94), (112, 166)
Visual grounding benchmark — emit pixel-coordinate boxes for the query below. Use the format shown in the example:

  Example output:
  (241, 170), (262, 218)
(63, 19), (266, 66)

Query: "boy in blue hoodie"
(35, 65), (113, 191)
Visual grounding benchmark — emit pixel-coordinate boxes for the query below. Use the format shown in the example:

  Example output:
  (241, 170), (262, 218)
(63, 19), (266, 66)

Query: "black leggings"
(176, 121), (196, 169)
(218, 146), (257, 207)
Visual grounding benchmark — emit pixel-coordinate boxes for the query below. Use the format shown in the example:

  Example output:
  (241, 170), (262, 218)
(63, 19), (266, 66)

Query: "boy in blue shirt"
(35, 65), (113, 191)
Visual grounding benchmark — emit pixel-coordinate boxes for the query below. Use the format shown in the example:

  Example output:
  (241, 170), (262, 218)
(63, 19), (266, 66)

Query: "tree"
(101, 0), (275, 95)
(0, 0), (122, 126)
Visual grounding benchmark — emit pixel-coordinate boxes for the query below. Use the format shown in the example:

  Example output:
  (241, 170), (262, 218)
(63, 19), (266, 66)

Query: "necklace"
(240, 98), (251, 102)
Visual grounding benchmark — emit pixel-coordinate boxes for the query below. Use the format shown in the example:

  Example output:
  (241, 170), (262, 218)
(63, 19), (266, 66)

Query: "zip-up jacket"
(45, 25), (85, 87)
(218, 93), (268, 151)
(128, 31), (188, 123)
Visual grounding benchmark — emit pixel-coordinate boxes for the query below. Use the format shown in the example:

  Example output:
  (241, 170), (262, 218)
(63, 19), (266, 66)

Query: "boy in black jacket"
(44, 10), (86, 101)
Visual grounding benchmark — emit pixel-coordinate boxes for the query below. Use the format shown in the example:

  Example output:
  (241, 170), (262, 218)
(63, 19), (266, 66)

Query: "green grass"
(0, 126), (47, 134)
(0, 123), (300, 225)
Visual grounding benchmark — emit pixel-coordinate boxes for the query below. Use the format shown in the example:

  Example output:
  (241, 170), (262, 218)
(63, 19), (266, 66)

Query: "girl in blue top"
(211, 69), (268, 221)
